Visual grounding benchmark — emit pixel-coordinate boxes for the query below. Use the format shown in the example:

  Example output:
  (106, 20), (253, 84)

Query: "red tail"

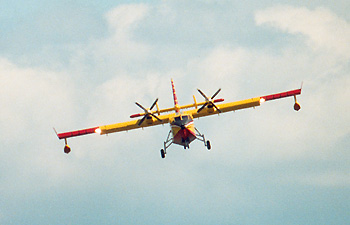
(171, 79), (180, 114)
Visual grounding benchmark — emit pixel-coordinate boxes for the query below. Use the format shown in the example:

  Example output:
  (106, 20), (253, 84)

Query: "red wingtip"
(56, 127), (100, 139)
(261, 89), (301, 102)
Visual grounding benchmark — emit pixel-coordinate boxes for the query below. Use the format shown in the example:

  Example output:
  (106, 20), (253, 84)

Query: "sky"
(1, 0), (349, 224)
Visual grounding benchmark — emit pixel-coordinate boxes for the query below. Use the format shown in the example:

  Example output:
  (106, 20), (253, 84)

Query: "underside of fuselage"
(172, 126), (196, 147)
(170, 114), (196, 148)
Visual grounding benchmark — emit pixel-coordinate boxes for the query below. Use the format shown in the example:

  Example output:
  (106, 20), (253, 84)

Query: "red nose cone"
(294, 102), (301, 111)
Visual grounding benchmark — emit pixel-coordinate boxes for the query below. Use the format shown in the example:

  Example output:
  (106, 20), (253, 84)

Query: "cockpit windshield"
(172, 115), (193, 127)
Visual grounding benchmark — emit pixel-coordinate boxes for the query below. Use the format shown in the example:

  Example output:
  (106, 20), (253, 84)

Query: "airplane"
(55, 79), (302, 158)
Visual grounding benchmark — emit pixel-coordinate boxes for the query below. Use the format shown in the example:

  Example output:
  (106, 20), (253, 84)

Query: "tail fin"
(171, 79), (180, 114)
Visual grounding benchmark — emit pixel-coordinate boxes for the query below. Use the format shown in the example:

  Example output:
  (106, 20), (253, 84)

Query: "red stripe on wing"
(261, 89), (301, 102)
(57, 127), (99, 139)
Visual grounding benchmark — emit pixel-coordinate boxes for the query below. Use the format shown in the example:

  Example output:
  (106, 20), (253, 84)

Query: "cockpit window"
(175, 116), (182, 122)
(172, 115), (193, 126)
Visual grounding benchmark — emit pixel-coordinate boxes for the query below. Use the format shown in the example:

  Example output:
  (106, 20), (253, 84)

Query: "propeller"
(135, 98), (162, 126)
(197, 88), (222, 113)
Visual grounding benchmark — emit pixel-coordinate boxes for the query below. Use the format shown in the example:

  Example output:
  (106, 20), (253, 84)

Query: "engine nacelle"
(294, 102), (301, 111)
(64, 145), (71, 154)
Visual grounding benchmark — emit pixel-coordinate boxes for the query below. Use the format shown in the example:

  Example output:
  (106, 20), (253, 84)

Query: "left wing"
(56, 113), (174, 140)
(99, 113), (174, 135)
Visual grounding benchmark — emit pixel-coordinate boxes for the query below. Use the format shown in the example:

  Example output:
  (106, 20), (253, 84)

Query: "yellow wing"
(184, 97), (261, 118)
(99, 113), (175, 135)
(56, 113), (175, 139)
(56, 88), (301, 140)
(184, 87), (302, 118)
(98, 97), (261, 135)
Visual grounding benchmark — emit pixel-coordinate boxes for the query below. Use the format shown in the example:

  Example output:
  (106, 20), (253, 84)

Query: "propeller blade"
(150, 98), (159, 111)
(197, 89), (209, 101)
(197, 102), (208, 113)
(137, 115), (147, 126)
(151, 113), (162, 122)
(212, 103), (222, 113)
(135, 102), (148, 112)
(211, 88), (221, 99)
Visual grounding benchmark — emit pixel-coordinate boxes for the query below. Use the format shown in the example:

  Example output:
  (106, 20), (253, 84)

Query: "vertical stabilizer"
(171, 79), (181, 114)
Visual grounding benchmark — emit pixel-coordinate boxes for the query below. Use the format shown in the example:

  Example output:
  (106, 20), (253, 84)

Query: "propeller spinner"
(135, 98), (162, 126)
(197, 88), (222, 113)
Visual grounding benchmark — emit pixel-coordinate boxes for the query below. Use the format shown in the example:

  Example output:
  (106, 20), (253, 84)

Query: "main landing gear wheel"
(160, 149), (166, 158)
(206, 140), (211, 150)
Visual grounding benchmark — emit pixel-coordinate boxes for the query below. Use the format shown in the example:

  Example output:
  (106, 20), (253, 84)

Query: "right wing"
(185, 88), (302, 119)
(185, 97), (261, 119)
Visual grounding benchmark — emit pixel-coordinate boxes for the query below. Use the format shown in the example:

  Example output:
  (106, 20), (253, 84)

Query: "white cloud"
(0, 57), (88, 204)
(255, 5), (350, 59)
(188, 46), (249, 89)
(68, 4), (152, 80)
(100, 4), (151, 61)
(105, 3), (149, 38)
(184, 28), (349, 163)
(87, 73), (171, 125)
(250, 6), (350, 161)
(0, 58), (76, 142)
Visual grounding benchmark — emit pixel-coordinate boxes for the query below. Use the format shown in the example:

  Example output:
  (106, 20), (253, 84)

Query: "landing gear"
(161, 130), (173, 159)
(206, 140), (211, 150)
(195, 128), (212, 151)
(161, 128), (212, 158)
(160, 149), (166, 158)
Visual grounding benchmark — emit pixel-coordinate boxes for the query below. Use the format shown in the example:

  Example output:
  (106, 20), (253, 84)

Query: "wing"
(99, 113), (174, 135)
(56, 113), (174, 140)
(185, 88), (302, 119)
(56, 126), (101, 140)
(56, 88), (301, 139)
(184, 97), (261, 118)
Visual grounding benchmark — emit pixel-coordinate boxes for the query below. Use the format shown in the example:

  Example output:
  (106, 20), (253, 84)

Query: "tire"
(160, 149), (166, 158)
(206, 140), (211, 150)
